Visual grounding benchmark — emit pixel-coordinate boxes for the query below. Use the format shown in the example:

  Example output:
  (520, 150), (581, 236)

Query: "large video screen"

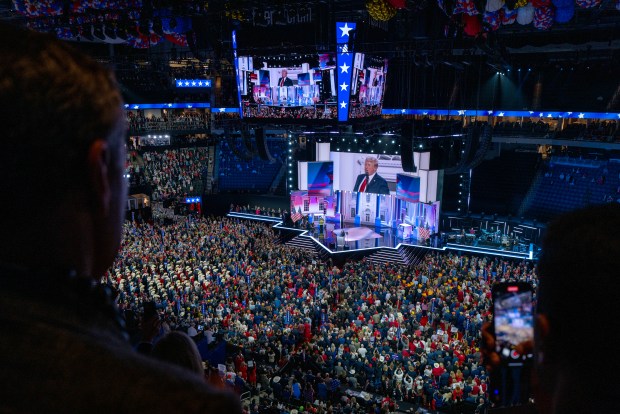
(307, 161), (334, 196)
(348, 53), (388, 119)
(396, 173), (421, 203)
(236, 53), (339, 120)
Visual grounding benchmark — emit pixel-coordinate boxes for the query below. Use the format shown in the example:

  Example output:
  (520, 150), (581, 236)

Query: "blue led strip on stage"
(232, 30), (244, 119)
(175, 79), (211, 88)
(336, 22), (355, 122)
(382, 108), (620, 120)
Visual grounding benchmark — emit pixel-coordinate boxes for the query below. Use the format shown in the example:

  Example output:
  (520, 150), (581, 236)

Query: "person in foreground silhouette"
(0, 23), (241, 413)
(482, 203), (620, 413)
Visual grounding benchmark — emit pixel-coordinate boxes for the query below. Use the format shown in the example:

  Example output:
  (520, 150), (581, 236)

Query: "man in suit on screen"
(353, 156), (389, 195)
(277, 69), (294, 87)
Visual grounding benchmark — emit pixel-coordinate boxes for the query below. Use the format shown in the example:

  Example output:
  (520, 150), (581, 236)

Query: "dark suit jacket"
(0, 274), (242, 414)
(353, 173), (390, 194)
(277, 77), (293, 87)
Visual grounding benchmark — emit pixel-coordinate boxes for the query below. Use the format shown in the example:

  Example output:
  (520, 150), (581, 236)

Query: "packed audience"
(127, 147), (209, 202)
(127, 111), (210, 132)
(242, 105), (338, 120)
(105, 215), (537, 413)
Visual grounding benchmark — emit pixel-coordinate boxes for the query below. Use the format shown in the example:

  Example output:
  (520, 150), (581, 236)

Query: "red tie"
(359, 177), (368, 192)
(280, 78), (284, 87)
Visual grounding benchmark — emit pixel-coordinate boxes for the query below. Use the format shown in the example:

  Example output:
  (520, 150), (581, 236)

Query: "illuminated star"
(133, 105), (139, 109)
(578, 113), (585, 119)
(176, 80), (183, 87)
(401, 109), (406, 114)
(191, 81), (197, 86)
(339, 62), (350, 73)
(339, 23), (353, 37)
(423, 112), (428, 116)
(340, 44), (349, 54)
(187, 104), (193, 108)
(617, 113), (620, 118)
(124, 104), (129, 108)
(167, 103), (173, 107)
(198, 81), (203, 86)
(206, 80), (211, 86)
(567, 111), (573, 115)
(219, 108), (226, 112)
(457, 110), (465, 115)
(547, 114), (552, 118)
(340, 82), (348, 91)
(498, 112), (504, 117)
(529, 111), (534, 114)
(184, 81), (190, 86)
(487, 110), (493, 115)
(340, 101), (347, 109)
(539, 113), (543, 117)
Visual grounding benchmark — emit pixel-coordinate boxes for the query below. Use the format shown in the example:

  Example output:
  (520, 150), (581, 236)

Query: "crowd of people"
(242, 105), (338, 120)
(127, 147), (209, 202)
(126, 111), (210, 132)
(105, 214), (538, 413)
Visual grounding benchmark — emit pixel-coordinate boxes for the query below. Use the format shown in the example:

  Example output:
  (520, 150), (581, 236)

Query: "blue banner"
(336, 22), (355, 122)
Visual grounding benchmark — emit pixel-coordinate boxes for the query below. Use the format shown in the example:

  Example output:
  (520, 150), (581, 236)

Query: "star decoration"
(177, 80), (183, 87)
(539, 113), (543, 117)
(124, 104), (129, 108)
(529, 111), (534, 114)
(133, 105), (139, 109)
(167, 103), (173, 107)
(617, 113), (620, 118)
(339, 63), (350, 73)
(498, 112), (504, 117)
(547, 114), (552, 118)
(487, 110), (493, 115)
(219, 108), (226, 112)
(191, 81), (197, 86)
(184, 81), (190, 86)
(567, 112), (573, 115)
(578, 113), (585, 118)
(340, 101), (347, 109)
(198, 81), (203, 86)
(340, 82), (348, 91)
(457, 110), (465, 115)
(423, 112), (428, 116)
(187, 104), (193, 108)
(339, 23), (353, 37)
(401, 109), (406, 114)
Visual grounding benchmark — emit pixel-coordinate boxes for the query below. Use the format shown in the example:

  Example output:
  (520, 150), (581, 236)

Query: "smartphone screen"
(491, 282), (534, 407)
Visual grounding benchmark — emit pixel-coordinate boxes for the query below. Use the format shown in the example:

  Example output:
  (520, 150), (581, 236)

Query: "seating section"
(218, 138), (286, 192)
(524, 160), (620, 222)
(469, 151), (540, 216)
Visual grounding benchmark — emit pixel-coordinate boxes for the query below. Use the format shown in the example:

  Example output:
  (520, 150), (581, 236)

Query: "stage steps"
(366, 249), (409, 266)
(285, 235), (319, 257)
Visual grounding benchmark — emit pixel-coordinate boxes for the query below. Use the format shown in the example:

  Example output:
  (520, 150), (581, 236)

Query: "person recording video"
(353, 156), (389, 195)
(482, 203), (620, 413)
(277, 69), (293, 87)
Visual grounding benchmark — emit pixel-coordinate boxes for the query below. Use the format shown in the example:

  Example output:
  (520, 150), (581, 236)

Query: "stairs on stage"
(366, 249), (409, 266)
(285, 235), (319, 258)
(367, 245), (429, 267)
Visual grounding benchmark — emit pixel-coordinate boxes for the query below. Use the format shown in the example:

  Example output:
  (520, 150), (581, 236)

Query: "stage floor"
(227, 212), (535, 261)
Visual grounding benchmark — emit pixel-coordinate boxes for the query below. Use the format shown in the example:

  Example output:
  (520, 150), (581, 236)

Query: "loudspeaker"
(255, 128), (273, 161)
(400, 123), (416, 172)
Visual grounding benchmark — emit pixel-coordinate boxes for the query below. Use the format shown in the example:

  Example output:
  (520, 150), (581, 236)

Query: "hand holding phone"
(490, 282), (535, 407)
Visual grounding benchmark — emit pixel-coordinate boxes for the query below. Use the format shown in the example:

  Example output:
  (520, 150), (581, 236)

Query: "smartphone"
(490, 282), (534, 407)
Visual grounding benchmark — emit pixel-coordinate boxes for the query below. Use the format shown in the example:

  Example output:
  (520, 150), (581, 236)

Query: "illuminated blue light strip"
(124, 103), (210, 109)
(175, 79), (211, 88)
(232, 30), (244, 120)
(383, 108), (620, 120)
(336, 22), (355, 123)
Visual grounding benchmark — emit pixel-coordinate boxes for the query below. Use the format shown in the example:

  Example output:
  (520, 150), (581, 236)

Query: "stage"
(228, 212), (535, 263)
